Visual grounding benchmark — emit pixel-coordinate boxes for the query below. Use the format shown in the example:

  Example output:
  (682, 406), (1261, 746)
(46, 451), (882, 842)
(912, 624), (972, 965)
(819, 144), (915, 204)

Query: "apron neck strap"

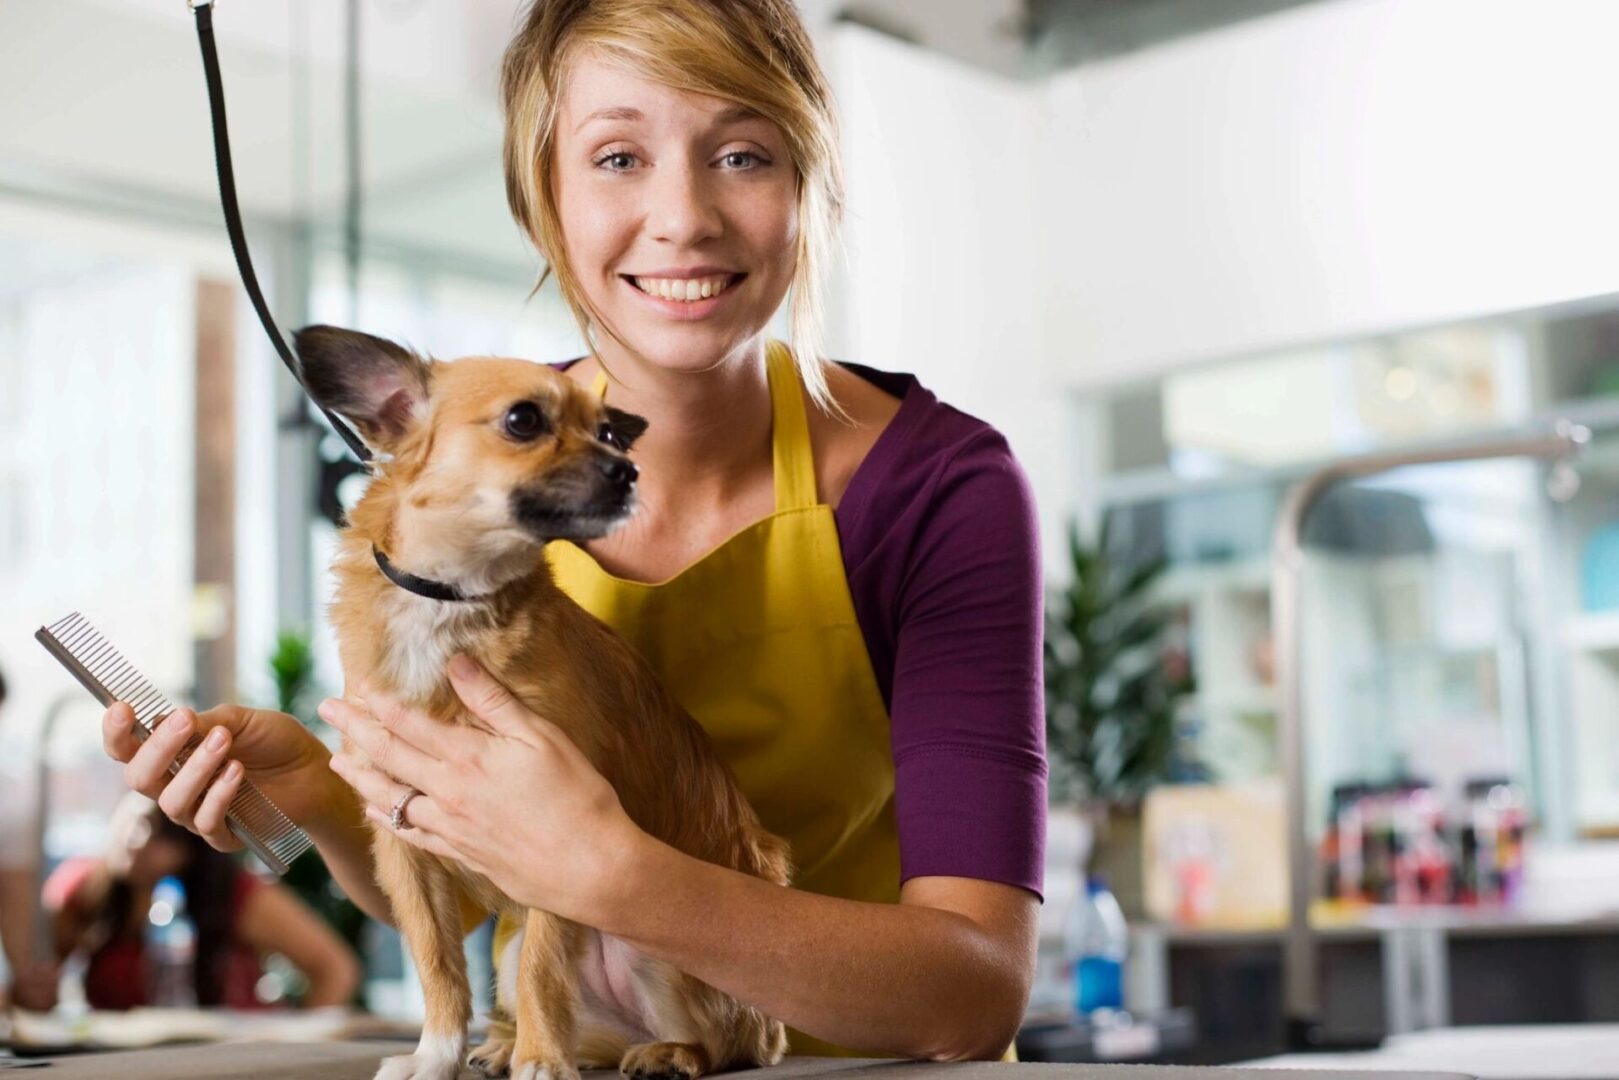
(765, 340), (817, 512)
(587, 342), (818, 512)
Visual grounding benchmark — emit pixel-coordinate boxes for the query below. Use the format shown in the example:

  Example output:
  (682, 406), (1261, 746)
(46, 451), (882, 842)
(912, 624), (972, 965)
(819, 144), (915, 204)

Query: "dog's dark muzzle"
(511, 452), (639, 541)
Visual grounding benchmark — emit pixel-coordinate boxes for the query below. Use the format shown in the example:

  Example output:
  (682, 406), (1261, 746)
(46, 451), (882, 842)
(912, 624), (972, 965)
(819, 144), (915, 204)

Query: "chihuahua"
(295, 326), (790, 1080)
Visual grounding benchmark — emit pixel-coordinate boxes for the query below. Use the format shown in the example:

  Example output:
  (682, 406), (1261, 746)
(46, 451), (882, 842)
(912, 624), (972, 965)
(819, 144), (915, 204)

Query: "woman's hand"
(320, 655), (644, 923)
(101, 702), (351, 854)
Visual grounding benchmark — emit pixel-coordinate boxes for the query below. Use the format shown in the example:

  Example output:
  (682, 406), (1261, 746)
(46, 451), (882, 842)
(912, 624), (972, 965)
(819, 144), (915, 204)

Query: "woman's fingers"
(155, 722), (230, 822)
(120, 709), (196, 799)
(447, 656), (542, 739)
(101, 702), (144, 763)
(329, 750), (448, 836)
(360, 804), (460, 860)
(190, 759), (246, 851)
(117, 707), (246, 853)
(318, 696), (443, 789)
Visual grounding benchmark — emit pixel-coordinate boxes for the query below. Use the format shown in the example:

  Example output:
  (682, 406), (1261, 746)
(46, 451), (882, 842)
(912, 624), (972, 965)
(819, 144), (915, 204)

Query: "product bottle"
(145, 875), (197, 1008)
(1062, 876), (1128, 1015)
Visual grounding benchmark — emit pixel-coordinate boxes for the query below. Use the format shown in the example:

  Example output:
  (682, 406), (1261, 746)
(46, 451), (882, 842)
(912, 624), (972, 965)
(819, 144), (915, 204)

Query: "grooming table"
(1247, 1024), (1619, 1078)
(9, 1043), (1472, 1079)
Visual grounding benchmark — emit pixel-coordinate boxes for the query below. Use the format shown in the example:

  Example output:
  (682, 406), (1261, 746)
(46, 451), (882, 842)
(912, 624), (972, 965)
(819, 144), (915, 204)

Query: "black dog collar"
(373, 547), (478, 603)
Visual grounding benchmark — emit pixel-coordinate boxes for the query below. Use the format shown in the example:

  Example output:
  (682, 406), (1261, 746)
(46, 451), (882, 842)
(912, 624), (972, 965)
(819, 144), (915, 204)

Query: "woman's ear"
(604, 406), (649, 452)
(293, 325), (430, 451)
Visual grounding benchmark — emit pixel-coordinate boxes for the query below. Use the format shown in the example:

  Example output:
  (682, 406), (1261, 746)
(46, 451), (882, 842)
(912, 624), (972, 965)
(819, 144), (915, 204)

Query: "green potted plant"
(268, 630), (369, 1003)
(1045, 515), (1199, 916)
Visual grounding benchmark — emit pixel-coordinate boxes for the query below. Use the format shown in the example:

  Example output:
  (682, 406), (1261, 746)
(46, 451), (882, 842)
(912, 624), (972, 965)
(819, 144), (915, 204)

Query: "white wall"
(827, 26), (1078, 568)
(1044, 0), (1619, 387)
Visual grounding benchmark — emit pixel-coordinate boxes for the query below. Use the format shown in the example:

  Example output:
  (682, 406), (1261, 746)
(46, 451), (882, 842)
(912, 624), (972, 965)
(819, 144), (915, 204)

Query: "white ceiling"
(2, 1), (530, 268)
(0, 1), (1023, 270)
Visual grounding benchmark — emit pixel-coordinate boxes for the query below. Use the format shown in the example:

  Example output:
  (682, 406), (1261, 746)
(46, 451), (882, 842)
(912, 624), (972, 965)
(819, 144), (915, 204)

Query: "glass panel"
(1297, 459), (1548, 905)
(1552, 426), (1619, 831)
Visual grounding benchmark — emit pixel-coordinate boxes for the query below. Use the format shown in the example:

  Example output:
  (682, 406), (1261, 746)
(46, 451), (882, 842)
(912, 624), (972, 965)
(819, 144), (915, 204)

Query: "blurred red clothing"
(45, 857), (266, 1010)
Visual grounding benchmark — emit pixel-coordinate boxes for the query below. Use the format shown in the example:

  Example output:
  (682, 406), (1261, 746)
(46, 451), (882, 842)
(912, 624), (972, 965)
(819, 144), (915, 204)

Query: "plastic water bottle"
(145, 875), (197, 1008)
(1063, 876), (1128, 1015)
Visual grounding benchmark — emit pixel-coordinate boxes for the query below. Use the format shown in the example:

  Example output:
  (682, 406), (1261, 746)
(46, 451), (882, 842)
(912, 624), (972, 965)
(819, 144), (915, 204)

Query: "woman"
(45, 794), (361, 1010)
(102, 0), (1045, 1059)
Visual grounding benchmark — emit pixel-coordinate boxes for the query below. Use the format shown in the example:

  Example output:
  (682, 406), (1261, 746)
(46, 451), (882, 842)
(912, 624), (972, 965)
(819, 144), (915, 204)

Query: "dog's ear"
(293, 325), (430, 450)
(604, 406), (649, 452)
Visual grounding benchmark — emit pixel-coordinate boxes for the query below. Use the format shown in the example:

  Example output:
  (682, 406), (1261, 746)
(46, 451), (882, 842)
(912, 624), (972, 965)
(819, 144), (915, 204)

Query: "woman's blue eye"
(595, 151), (636, 171)
(721, 151), (765, 169)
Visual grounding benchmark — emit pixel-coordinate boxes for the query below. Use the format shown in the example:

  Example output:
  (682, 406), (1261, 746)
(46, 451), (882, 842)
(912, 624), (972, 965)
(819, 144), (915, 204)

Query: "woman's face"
(552, 50), (799, 374)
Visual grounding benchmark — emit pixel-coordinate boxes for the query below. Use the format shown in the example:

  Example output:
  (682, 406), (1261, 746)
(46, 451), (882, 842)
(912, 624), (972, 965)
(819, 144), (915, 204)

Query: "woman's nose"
(647, 163), (723, 246)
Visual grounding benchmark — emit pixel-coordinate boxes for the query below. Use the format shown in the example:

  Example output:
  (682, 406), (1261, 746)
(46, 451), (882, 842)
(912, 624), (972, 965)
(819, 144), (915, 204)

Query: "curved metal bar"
(1273, 423), (1588, 1041)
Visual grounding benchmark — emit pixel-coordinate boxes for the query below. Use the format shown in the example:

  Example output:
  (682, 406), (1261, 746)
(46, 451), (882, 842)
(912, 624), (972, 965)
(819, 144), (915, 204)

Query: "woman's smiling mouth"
(622, 272), (743, 302)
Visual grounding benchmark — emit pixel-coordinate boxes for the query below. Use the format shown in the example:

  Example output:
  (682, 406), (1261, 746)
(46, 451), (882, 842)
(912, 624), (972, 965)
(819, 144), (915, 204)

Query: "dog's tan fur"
(300, 328), (789, 1080)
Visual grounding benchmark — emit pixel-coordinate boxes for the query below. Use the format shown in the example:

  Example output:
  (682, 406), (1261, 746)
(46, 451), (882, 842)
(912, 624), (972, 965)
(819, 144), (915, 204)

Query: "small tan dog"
(295, 326), (790, 1080)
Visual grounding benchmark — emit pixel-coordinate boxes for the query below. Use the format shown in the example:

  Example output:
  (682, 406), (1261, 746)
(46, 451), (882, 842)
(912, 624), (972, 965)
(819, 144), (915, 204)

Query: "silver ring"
(389, 787), (422, 831)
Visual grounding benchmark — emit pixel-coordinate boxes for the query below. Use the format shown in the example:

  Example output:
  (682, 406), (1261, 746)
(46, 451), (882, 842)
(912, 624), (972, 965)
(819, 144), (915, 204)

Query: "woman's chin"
(613, 325), (767, 374)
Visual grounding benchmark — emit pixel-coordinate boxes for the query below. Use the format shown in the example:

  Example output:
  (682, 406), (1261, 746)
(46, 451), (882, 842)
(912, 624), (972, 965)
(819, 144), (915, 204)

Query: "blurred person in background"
(44, 793), (360, 1010)
(0, 664), (59, 1011)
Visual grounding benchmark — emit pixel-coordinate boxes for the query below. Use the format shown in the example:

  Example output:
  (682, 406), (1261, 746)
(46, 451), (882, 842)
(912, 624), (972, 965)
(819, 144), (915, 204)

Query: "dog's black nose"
(600, 456), (638, 486)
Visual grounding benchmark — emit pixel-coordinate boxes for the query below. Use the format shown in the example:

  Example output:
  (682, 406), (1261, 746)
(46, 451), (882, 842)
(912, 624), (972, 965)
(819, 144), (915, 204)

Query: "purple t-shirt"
(833, 364), (1046, 901)
(558, 359), (1048, 900)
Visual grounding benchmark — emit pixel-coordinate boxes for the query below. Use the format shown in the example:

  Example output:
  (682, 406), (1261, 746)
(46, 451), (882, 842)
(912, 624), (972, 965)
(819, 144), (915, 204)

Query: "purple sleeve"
(887, 430), (1047, 899)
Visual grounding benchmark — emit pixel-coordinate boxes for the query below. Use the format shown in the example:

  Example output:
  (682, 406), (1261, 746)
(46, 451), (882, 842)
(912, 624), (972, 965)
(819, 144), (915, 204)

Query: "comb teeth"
(36, 612), (314, 876)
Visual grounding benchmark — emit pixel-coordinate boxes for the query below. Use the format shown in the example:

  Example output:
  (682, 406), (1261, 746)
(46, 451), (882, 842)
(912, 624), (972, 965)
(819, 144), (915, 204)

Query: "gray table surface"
(7, 1042), (1474, 1080)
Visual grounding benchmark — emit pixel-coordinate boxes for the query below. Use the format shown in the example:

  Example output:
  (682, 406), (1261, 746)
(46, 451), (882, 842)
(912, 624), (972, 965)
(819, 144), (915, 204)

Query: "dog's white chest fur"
(376, 589), (483, 701)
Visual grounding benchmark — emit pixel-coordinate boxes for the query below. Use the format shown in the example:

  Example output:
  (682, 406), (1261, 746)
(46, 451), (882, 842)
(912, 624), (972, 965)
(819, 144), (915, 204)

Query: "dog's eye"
(596, 421), (621, 449)
(503, 402), (547, 441)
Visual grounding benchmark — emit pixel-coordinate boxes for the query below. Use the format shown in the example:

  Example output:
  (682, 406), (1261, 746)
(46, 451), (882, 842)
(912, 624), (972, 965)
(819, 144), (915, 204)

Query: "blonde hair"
(501, 0), (845, 413)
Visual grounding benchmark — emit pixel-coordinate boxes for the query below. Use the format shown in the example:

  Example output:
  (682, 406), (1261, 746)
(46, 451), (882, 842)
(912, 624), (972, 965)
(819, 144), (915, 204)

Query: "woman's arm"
(609, 842), (1037, 1060)
(234, 881), (363, 1007)
(0, 866), (41, 971)
(100, 703), (396, 925)
(322, 664), (1038, 1060)
(2, 867), (59, 1011)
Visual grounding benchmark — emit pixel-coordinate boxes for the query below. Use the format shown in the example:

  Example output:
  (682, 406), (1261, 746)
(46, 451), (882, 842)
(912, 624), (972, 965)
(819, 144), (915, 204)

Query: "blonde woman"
(102, 0), (1045, 1062)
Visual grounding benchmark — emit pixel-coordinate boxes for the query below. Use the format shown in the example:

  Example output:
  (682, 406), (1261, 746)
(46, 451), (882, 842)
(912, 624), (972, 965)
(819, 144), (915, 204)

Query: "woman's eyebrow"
(577, 105), (643, 133)
(575, 104), (765, 135)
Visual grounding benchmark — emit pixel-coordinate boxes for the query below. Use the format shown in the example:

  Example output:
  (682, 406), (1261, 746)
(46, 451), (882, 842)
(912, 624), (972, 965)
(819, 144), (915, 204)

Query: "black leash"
(190, 0), (373, 466)
(191, 1), (494, 603)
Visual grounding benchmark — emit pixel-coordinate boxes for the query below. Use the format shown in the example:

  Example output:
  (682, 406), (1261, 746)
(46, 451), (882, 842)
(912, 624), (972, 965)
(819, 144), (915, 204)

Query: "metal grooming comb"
(35, 612), (313, 875)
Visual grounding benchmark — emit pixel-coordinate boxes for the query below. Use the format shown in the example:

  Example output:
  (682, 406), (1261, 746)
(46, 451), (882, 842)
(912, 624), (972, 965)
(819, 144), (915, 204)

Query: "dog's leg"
(471, 1013), (516, 1078)
(374, 844), (474, 1080)
(510, 910), (584, 1080)
(470, 918), (524, 1077)
(621, 961), (787, 1080)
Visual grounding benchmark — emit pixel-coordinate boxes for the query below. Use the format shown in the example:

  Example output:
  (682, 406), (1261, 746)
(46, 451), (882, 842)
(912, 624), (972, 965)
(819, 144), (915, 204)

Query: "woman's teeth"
(630, 274), (736, 302)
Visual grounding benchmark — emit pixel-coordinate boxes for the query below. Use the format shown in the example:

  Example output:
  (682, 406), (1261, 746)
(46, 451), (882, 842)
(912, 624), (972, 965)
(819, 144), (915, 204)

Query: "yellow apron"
(496, 342), (1002, 1058)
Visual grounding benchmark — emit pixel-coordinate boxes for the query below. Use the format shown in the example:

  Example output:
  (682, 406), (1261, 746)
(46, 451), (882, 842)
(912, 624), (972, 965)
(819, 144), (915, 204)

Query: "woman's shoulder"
(833, 361), (1033, 541)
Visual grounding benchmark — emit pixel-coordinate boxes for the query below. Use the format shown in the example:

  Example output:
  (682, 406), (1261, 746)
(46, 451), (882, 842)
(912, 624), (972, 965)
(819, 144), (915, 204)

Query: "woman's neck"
(585, 337), (775, 505)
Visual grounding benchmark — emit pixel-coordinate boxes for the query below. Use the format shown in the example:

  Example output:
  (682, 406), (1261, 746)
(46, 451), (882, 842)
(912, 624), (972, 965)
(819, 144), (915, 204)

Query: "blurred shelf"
(1564, 611), (1619, 654)
(1133, 902), (1619, 946)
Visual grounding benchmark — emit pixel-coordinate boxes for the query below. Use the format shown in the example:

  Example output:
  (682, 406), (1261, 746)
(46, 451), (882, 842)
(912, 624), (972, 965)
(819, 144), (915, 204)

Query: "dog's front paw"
(509, 1058), (580, 1080)
(375, 1036), (466, 1080)
(469, 1035), (514, 1077)
(618, 1042), (709, 1080)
